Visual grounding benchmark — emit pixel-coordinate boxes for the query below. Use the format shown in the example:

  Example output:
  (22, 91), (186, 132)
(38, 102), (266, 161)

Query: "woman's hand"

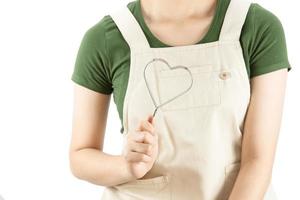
(122, 115), (159, 180)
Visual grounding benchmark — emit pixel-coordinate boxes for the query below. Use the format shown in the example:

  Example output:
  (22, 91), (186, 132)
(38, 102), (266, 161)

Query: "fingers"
(128, 140), (153, 156)
(130, 131), (155, 144)
(124, 151), (152, 162)
(136, 115), (155, 135)
(123, 115), (158, 163)
(124, 134), (155, 163)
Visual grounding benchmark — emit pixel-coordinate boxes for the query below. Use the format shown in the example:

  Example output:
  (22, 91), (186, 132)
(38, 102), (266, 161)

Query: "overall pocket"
(157, 65), (222, 111)
(113, 175), (171, 200)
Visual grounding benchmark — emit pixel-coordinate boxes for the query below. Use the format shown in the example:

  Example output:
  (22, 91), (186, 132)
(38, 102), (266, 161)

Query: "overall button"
(219, 71), (231, 80)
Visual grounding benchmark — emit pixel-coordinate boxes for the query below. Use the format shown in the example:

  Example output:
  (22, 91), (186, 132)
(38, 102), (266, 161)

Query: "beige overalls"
(101, 0), (278, 199)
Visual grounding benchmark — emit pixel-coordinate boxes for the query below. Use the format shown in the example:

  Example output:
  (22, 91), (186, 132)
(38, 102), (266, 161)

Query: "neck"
(140, 0), (217, 22)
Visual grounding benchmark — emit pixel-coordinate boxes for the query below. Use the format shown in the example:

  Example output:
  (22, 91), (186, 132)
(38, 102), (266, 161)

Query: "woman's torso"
(100, 0), (278, 198)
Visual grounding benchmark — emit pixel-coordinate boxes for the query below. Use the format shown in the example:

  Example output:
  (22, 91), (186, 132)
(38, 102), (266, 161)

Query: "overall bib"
(101, 0), (278, 199)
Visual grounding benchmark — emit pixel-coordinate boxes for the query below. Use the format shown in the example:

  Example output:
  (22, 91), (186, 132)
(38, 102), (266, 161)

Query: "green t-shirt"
(71, 0), (291, 134)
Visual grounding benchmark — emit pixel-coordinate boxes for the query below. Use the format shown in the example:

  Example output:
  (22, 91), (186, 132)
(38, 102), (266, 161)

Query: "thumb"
(135, 115), (153, 131)
(147, 114), (153, 124)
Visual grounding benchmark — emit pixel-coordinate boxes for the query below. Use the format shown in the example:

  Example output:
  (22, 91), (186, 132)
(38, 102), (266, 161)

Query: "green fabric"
(71, 0), (291, 134)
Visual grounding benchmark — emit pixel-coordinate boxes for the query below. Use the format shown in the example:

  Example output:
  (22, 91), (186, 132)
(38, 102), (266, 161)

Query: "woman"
(69, 0), (291, 199)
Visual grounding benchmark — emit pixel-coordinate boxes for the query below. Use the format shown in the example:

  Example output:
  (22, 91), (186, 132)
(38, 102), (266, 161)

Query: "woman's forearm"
(228, 159), (273, 200)
(69, 148), (134, 187)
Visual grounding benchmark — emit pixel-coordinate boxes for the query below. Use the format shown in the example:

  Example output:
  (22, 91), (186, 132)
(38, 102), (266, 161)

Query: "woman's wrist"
(118, 155), (136, 184)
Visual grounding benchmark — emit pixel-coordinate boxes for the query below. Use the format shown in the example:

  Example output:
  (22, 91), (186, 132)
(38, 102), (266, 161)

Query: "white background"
(0, 0), (299, 199)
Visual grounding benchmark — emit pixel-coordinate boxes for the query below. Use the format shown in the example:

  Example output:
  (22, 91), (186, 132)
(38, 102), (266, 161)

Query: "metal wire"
(143, 58), (194, 118)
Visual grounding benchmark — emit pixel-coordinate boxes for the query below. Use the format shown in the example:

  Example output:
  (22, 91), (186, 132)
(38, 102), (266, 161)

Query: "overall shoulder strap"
(219, 0), (252, 41)
(110, 6), (150, 49)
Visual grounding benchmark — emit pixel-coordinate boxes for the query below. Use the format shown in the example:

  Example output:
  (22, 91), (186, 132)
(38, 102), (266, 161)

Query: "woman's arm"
(228, 68), (288, 200)
(69, 84), (134, 187)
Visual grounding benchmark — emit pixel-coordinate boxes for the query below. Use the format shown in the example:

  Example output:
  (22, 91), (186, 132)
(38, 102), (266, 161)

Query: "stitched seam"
(103, 15), (113, 85)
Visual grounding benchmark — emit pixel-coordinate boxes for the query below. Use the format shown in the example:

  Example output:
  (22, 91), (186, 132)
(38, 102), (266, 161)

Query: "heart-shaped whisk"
(143, 58), (194, 118)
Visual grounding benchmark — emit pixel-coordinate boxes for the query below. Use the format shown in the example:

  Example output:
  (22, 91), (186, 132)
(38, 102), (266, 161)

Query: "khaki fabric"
(101, 0), (278, 199)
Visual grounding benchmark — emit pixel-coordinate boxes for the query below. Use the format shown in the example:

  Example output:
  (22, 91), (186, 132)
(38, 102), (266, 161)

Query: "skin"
(69, 0), (289, 198)
(69, 84), (158, 187)
(228, 69), (288, 200)
(141, 0), (217, 46)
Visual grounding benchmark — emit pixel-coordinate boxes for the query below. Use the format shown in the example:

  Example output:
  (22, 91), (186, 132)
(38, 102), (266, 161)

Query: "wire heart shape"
(143, 58), (194, 118)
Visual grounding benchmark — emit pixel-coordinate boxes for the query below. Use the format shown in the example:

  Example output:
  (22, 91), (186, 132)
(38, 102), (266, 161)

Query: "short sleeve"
(249, 3), (291, 78)
(71, 17), (113, 94)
